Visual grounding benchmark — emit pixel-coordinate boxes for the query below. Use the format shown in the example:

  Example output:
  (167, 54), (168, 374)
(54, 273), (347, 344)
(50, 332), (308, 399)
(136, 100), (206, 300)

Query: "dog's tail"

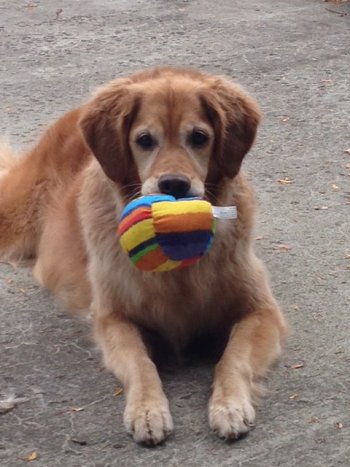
(0, 109), (89, 262)
(0, 141), (47, 261)
(0, 142), (20, 175)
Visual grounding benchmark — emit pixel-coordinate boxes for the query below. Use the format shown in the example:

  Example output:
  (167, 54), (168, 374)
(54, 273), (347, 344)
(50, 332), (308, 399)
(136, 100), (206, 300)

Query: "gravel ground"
(0, 1), (349, 466)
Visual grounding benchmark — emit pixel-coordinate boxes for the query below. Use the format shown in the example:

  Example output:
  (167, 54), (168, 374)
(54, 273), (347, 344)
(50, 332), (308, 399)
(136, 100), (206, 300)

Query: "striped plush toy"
(117, 195), (216, 272)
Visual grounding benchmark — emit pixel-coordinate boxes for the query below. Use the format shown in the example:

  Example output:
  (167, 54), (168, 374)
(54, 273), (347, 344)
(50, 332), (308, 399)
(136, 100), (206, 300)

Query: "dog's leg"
(94, 314), (173, 445)
(208, 298), (287, 440)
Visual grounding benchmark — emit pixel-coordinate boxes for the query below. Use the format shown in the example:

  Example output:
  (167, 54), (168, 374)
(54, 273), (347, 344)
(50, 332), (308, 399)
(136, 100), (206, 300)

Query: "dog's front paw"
(208, 395), (255, 440)
(124, 397), (173, 445)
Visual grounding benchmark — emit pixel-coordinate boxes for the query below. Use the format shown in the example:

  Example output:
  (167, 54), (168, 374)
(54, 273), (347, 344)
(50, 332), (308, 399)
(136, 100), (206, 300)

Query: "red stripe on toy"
(135, 246), (169, 271)
(118, 207), (152, 235)
(179, 257), (200, 268)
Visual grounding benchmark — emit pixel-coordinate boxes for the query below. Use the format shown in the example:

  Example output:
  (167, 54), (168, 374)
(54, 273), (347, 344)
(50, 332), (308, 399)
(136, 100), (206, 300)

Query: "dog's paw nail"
(124, 400), (173, 445)
(209, 396), (255, 441)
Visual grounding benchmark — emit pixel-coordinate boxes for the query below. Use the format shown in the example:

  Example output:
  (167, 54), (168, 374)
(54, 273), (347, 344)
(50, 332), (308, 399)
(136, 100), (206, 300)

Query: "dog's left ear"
(201, 77), (261, 179)
(79, 79), (139, 184)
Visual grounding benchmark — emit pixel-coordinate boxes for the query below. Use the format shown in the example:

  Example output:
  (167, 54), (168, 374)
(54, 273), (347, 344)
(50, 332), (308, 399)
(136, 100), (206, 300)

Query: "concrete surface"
(1, 0), (349, 466)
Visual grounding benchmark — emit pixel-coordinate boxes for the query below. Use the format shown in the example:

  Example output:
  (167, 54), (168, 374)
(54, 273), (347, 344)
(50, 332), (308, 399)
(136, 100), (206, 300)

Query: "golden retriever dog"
(0, 68), (287, 445)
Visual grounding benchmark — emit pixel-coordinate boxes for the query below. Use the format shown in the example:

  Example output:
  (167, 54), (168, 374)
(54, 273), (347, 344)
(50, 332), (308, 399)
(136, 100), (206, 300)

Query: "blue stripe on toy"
(128, 236), (158, 257)
(120, 195), (175, 220)
(142, 194), (175, 203)
(157, 230), (213, 261)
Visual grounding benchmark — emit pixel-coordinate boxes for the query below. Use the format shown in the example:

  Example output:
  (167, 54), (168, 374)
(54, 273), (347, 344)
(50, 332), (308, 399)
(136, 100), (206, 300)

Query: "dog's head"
(79, 68), (260, 202)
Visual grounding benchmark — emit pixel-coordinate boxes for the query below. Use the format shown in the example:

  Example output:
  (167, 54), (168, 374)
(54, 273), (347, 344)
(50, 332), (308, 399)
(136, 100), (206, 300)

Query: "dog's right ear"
(79, 79), (139, 183)
(200, 77), (261, 180)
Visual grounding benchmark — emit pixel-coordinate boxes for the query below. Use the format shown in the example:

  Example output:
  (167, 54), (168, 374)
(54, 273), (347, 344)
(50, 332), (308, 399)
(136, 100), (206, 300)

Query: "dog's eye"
(136, 132), (155, 150)
(190, 130), (209, 147)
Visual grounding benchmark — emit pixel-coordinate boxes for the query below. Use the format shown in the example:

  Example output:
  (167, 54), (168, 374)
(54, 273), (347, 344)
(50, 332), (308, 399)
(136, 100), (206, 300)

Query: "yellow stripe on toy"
(119, 218), (155, 252)
(153, 200), (212, 216)
(117, 195), (216, 272)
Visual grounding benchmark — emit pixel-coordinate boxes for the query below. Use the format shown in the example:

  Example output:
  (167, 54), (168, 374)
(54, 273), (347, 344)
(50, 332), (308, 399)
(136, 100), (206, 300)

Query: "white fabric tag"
(212, 206), (237, 220)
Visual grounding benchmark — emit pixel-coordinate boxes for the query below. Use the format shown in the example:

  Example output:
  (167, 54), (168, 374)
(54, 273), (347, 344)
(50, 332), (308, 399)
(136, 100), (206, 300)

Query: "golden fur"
(0, 68), (287, 444)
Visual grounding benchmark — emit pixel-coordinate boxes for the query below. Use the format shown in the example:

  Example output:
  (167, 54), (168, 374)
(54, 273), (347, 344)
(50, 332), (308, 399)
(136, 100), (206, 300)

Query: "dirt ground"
(0, 1), (349, 466)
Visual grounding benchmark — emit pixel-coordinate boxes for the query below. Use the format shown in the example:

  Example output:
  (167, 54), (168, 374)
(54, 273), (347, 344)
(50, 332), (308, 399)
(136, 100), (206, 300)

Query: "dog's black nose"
(158, 174), (191, 199)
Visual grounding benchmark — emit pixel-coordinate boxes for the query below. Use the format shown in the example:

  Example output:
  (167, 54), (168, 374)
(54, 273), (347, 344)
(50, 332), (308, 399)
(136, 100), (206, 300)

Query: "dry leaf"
(291, 304), (300, 311)
(335, 422), (343, 429)
(314, 206), (329, 210)
(255, 235), (264, 241)
(290, 363), (304, 369)
(25, 3), (38, 10)
(309, 416), (319, 424)
(289, 394), (299, 400)
(71, 438), (88, 446)
(345, 149), (350, 155)
(278, 177), (293, 185)
(24, 451), (38, 461)
(113, 387), (123, 397)
(281, 117), (290, 122)
(331, 184), (339, 191)
(0, 394), (28, 414)
(69, 407), (84, 412)
(277, 244), (292, 252)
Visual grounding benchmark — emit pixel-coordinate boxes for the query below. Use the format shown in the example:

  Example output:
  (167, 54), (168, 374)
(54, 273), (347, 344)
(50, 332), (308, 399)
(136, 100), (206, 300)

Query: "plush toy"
(117, 194), (217, 272)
